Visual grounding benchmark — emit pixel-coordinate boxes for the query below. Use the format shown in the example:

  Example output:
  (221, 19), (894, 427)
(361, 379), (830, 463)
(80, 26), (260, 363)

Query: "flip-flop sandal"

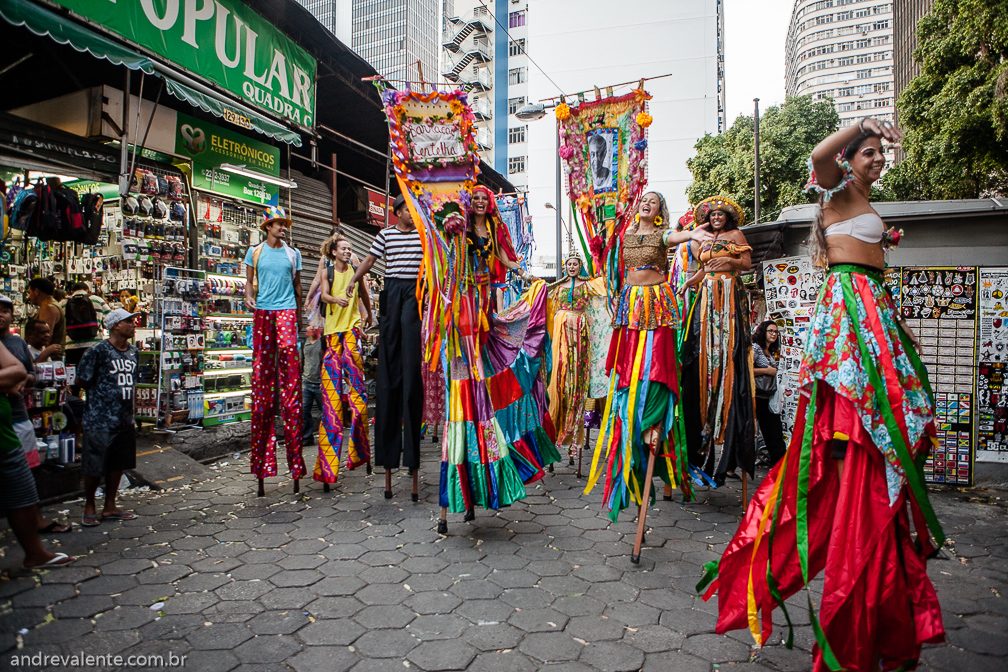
(102, 511), (138, 521)
(39, 521), (72, 534)
(24, 552), (76, 570)
(81, 514), (101, 527)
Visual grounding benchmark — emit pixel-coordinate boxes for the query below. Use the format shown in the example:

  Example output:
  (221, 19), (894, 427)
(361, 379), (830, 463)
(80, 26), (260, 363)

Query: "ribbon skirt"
(315, 330), (371, 483)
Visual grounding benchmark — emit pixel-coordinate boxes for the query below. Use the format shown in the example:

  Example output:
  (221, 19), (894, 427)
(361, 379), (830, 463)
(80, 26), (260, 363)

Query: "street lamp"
(516, 102), (561, 276)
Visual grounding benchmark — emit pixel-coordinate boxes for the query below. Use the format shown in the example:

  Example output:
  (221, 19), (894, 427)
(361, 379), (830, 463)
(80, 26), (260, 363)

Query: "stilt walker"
(244, 206), (306, 496)
(697, 117), (944, 671)
(316, 235), (374, 489)
(346, 195), (425, 501)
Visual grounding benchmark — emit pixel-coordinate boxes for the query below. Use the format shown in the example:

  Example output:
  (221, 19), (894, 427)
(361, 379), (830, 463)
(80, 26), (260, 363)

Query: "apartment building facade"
(785, 0), (895, 165)
(441, 0), (529, 192)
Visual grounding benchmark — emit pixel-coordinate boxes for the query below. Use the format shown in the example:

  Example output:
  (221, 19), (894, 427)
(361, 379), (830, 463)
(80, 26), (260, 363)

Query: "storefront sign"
(50, 0), (317, 129)
(366, 189), (397, 228)
(174, 112), (279, 205)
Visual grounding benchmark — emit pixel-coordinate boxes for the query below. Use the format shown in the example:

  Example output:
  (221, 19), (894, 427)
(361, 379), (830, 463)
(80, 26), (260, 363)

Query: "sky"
(723, 0), (795, 122)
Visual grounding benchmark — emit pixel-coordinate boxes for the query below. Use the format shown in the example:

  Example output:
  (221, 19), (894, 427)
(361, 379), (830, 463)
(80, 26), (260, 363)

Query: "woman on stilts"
(584, 191), (711, 562)
(546, 254), (609, 475)
(697, 117), (945, 671)
(435, 186), (560, 533)
(315, 235), (374, 490)
(680, 196), (757, 488)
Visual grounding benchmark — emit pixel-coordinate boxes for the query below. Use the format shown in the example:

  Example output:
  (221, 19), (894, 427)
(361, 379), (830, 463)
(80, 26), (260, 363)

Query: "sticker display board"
(895, 267), (977, 485)
(762, 256), (824, 437)
(976, 268), (1008, 459)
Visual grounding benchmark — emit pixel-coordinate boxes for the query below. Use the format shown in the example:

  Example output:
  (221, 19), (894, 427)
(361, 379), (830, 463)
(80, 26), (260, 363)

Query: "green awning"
(162, 77), (302, 147)
(0, 0), (153, 74)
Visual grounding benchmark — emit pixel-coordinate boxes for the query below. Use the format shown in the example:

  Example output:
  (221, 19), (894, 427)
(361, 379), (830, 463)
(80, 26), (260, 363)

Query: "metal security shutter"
(285, 169), (385, 292)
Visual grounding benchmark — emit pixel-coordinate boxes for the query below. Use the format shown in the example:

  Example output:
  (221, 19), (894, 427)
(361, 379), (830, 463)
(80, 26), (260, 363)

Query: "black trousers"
(755, 396), (787, 468)
(374, 277), (423, 469)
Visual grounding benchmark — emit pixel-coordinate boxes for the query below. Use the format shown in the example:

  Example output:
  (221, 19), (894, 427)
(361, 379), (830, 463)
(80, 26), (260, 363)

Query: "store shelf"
(204, 389), (250, 399)
(208, 272), (247, 281)
(205, 348), (252, 354)
(203, 410), (252, 427)
(204, 368), (252, 376)
(209, 313), (254, 319)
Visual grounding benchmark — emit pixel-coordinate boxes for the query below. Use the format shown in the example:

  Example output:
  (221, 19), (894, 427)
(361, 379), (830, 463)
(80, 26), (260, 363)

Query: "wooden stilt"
(437, 506), (448, 534)
(366, 460), (372, 476)
(293, 478), (299, 494)
(384, 469), (392, 499)
(742, 471), (748, 505)
(257, 478), (265, 497)
(577, 435), (585, 479)
(631, 430), (660, 564)
(411, 470), (419, 502)
(323, 483), (330, 493)
(663, 484), (673, 502)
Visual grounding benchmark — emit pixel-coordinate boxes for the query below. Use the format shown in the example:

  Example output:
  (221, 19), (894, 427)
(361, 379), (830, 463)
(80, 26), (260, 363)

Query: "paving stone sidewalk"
(2, 440), (1006, 672)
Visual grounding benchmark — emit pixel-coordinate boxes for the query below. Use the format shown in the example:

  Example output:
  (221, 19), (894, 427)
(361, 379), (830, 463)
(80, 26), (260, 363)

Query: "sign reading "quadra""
(52, 0), (317, 129)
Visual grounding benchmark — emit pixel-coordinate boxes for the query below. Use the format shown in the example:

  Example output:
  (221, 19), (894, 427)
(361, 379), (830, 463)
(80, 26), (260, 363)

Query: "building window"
(872, 35), (890, 46)
(873, 19), (889, 30)
(855, 8), (871, 18)
(836, 10), (853, 20)
(508, 156), (525, 174)
(508, 126), (527, 144)
(509, 39), (525, 57)
(837, 86), (855, 97)
(856, 53), (872, 63)
(838, 102), (854, 111)
(509, 67), (526, 85)
(838, 56), (854, 66)
(509, 10), (526, 28)
(874, 98), (891, 108)
(873, 81), (891, 93)
(508, 96), (526, 115)
(856, 38), (871, 49)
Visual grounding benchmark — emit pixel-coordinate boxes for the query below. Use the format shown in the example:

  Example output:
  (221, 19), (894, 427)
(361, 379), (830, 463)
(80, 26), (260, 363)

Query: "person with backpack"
(243, 206), (306, 497)
(64, 282), (111, 386)
(315, 234), (373, 491)
(27, 278), (65, 353)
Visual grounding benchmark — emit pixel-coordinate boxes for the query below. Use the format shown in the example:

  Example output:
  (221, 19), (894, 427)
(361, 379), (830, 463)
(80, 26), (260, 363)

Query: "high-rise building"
(441, 1), (528, 191)
(294, 0), (352, 44)
(893, 0), (932, 161)
(785, 1), (895, 165)
(352, 0), (440, 83)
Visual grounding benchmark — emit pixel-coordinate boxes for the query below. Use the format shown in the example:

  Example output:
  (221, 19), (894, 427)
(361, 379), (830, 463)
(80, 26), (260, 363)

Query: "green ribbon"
(838, 273), (945, 548)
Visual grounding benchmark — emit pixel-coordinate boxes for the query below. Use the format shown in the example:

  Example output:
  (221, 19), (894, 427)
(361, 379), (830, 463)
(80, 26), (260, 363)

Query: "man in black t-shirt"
(77, 309), (139, 527)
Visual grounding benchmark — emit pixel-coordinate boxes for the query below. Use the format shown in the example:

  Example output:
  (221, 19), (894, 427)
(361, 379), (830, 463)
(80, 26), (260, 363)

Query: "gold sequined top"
(622, 223), (669, 274)
(698, 239), (752, 265)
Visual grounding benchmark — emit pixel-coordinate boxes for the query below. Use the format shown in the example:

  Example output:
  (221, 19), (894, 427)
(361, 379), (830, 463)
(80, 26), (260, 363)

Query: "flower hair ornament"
(693, 195), (745, 227)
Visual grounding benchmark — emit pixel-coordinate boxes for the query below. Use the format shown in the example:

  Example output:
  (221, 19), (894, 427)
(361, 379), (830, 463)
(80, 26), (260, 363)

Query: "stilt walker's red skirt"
(698, 266), (945, 671)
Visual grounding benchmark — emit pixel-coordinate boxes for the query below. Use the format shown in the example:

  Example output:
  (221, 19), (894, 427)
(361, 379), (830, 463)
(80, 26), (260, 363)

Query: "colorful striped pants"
(315, 330), (371, 483)
(250, 308), (305, 479)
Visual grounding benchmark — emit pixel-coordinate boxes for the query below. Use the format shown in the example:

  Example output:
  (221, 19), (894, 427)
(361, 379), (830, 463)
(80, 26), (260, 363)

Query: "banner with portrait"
(556, 88), (652, 277)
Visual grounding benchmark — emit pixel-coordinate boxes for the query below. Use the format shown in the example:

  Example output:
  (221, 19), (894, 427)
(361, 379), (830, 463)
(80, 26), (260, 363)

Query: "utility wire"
(473, 0), (566, 98)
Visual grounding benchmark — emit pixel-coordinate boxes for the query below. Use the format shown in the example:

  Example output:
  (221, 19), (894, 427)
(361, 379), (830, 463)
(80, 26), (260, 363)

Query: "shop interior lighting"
(218, 163), (298, 189)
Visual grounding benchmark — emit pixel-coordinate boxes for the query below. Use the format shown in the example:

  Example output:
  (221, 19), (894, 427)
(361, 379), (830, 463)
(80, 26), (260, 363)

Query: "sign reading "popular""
(51, 0), (317, 129)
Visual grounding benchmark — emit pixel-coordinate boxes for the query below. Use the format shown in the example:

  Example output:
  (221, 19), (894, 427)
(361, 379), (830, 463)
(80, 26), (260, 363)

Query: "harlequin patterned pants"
(315, 330), (371, 483)
(251, 308), (305, 479)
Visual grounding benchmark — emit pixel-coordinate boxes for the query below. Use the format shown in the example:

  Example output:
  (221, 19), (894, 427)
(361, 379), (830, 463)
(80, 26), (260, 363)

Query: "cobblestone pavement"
(2, 440), (1006, 672)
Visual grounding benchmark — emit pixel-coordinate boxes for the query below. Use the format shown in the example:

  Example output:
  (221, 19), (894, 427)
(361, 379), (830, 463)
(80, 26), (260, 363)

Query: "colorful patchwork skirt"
(585, 282), (693, 522)
(438, 280), (560, 513)
(681, 271), (756, 484)
(698, 265), (945, 672)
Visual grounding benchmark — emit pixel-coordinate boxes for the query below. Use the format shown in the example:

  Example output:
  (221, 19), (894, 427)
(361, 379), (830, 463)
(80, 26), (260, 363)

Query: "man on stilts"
(244, 206), (306, 496)
(347, 194), (424, 502)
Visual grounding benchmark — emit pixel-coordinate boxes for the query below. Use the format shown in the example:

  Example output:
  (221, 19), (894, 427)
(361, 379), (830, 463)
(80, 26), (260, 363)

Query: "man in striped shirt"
(347, 194), (424, 499)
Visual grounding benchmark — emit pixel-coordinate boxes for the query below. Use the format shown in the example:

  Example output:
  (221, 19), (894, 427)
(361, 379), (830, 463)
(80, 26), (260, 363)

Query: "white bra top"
(823, 212), (885, 243)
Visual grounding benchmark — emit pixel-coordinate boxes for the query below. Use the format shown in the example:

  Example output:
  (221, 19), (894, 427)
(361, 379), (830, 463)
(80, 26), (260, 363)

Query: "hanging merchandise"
(151, 267), (209, 428)
(977, 267), (1008, 457)
(195, 193), (261, 426)
(555, 88), (652, 284)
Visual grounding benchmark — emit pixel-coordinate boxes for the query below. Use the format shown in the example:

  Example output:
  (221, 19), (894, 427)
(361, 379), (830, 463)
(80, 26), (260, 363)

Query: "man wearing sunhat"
(346, 193), (424, 500)
(77, 308), (139, 526)
(244, 206), (306, 495)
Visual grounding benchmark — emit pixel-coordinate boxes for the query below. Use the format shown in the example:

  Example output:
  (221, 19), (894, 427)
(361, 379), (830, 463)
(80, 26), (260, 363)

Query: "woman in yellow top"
(546, 254), (609, 475)
(680, 196), (757, 488)
(317, 236), (374, 488)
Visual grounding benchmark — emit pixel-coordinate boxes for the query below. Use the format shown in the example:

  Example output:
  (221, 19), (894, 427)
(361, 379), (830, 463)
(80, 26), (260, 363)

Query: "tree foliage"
(885, 0), (1008, 199)
(685, 96), (839, 223)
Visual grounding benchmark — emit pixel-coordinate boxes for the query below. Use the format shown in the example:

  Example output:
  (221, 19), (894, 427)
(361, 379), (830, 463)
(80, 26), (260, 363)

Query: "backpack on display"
(10, 189), (36, 230)
(27, 181), (59, 240)
(65, 293), (99, 341)
(79, 193), (105, 245)
(54, 186), (84, 241)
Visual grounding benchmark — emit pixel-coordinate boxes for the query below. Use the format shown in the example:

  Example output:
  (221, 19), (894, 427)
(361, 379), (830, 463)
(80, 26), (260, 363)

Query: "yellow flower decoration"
(636, 111), (653, 128)
(555, 102), (571, 120)
(449, 100), (465, 116)
(576, 195), (592, 210)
